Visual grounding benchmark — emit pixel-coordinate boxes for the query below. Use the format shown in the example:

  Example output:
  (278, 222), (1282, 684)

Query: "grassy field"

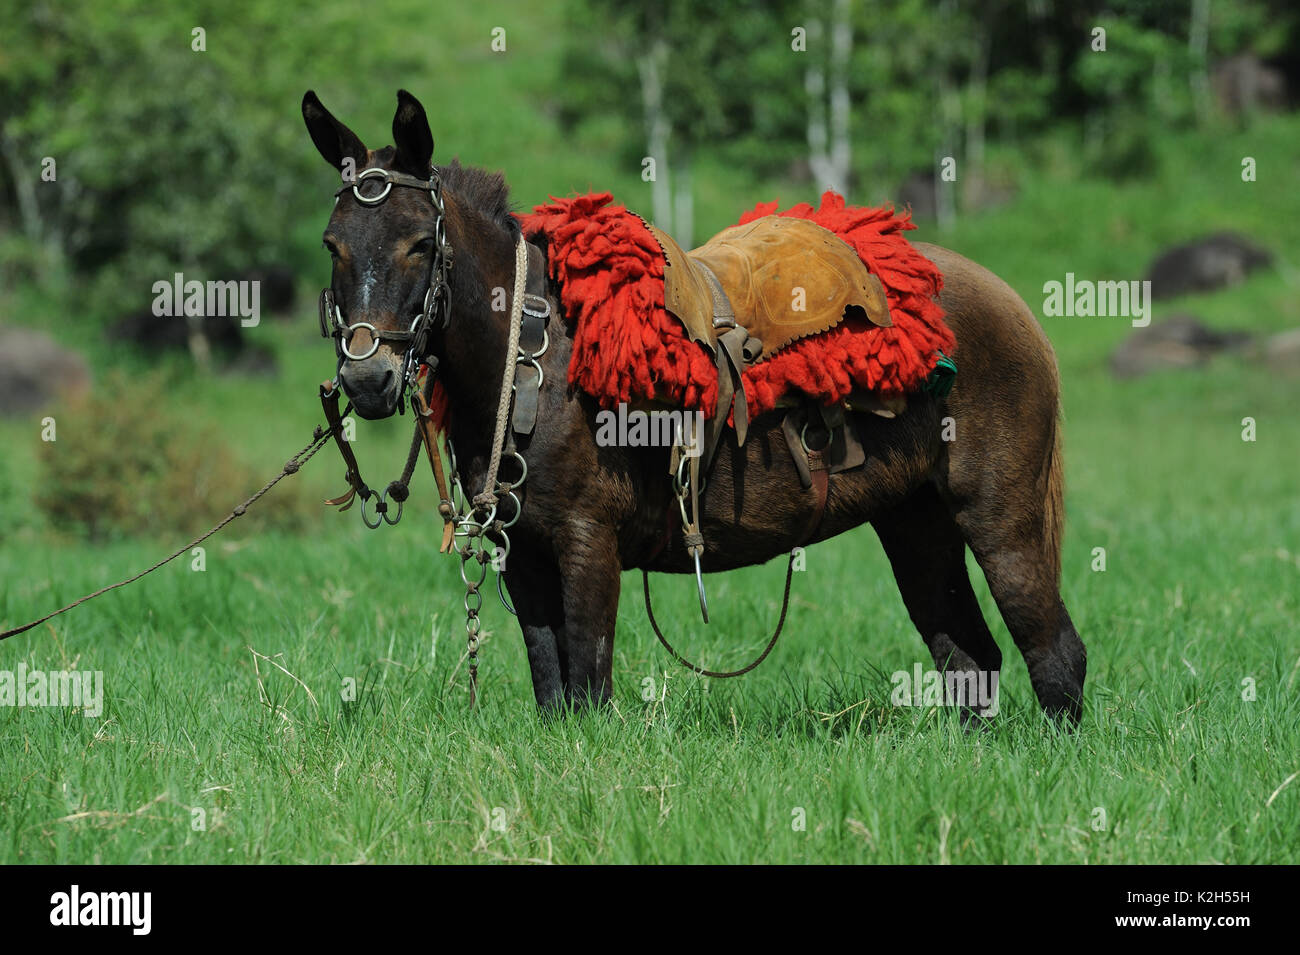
(2, 58), (1299, 861)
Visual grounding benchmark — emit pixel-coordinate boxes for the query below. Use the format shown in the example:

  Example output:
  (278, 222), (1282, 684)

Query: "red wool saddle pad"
(518, 191), (954, 419)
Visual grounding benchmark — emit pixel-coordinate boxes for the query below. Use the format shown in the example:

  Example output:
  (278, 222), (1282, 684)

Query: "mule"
(302, 90), (1087, 722)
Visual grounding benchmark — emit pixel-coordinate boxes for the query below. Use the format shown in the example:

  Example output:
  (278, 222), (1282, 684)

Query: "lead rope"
(461, 233), (530, 704)
(0, 419), (344, 642)
(471, 234), (528, 515)
(640, 549), (797, 678)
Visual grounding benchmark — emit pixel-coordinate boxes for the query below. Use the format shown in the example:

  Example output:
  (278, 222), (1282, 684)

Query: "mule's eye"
(408, 237), (435, 258)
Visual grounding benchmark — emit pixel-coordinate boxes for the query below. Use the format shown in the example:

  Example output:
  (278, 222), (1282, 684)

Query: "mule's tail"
(1042, 405), (1066, 586)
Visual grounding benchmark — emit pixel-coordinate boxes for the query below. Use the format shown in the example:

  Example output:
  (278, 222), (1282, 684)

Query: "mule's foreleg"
(503, 556), (566, 711)
(555, 523), (622, 707)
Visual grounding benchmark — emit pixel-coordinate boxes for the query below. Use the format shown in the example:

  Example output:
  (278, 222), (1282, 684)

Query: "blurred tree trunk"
(934, 0), (960, 229)
(637, 36), (674, 230)
(672, 153), (693, 247)
(806, 0), (852, 196)
(963, 20), (991, 210)
(0, 123), (70, 277)
(1, 125), (45, 245)
(1189, 0), (1212, 125)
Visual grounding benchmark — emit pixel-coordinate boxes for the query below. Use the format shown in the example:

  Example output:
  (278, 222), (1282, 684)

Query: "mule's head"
(303, 89), (442, 419)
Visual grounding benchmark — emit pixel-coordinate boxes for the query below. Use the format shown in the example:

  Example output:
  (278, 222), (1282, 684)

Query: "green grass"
(2, 18), (1299, 861)
(1, 508), (1296, 863)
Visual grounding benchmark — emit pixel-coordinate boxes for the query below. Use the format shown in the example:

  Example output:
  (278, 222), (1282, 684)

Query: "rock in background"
(0, 326), (91, 416)
(1146, 233), (1273, 300)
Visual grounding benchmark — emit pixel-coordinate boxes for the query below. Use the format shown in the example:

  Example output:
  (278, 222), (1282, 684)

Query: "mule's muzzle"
(339, 353), (401, 419)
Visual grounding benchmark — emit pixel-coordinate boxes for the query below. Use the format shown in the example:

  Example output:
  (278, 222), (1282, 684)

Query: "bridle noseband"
(317, 165), (453, 394)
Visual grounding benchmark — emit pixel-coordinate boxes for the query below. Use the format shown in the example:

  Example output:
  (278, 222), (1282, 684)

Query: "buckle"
(521, 293), (550, 319)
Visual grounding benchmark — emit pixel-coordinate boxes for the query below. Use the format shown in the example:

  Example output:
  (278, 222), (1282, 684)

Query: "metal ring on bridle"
(499, 450), (528, 489)
(522, 293), (551, 319)
(360, 492), (382, 529)
(513, 357), (543, 391)
(318, 289), (336, 338)
(459, 551), (489, 588)
(341, 322), (380, 361)
(519, 327), (549, 361)
(352, 167), (393, 205)
(401, 311), (424, 363)
(674, 453), (691, 496)
(379, 486), (403, 526)
(497, 573), (516, 616)
(497, 490), (523, 530)
(673, 450), (705, 499)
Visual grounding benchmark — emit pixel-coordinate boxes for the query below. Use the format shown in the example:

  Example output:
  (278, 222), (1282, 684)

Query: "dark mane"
(437, 159), (519, 235)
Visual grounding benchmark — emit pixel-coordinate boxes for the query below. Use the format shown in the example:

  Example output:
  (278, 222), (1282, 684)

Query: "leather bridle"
(317, 165), (453, 398)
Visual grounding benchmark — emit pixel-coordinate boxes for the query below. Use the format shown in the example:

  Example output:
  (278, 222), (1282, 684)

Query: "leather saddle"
(644, 217), (905, 615)
(648, 215), (899, 477)
(650, 216), (892, 362)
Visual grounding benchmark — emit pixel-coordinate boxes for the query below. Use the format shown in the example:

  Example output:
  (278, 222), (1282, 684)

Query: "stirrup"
(694, 549), (709, 624)
(674, 449), (709, 624)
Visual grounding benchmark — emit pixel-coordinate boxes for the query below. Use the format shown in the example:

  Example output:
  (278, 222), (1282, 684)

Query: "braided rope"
(472, 234), (528, 513)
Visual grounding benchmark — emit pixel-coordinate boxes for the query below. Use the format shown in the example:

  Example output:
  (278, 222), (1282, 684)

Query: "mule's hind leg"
(951, 476), (1086, 723)
(959, 531), (1085, 723)
(873, 484), (1003, 718)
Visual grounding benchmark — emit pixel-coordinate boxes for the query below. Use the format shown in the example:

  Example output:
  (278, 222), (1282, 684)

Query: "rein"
(0, 417), (345, 642)
(641, 551), (797, 678)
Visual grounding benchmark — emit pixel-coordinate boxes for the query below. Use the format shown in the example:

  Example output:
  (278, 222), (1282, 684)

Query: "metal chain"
(443, 439), (529, 703)
(437, 239), (545, 703)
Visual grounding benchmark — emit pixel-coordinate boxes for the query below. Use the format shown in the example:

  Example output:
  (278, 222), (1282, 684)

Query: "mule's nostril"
(381, 369), (394, 391)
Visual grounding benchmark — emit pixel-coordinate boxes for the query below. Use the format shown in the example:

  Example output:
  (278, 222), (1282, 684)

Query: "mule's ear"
(302, 90), (367, 172)
(392, 89), (434, 176)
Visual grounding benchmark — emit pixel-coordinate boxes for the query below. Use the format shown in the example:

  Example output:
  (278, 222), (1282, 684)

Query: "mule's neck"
(431, 192), (523, 466)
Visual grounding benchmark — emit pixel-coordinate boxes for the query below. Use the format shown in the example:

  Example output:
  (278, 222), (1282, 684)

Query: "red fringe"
(518, 191), (953, 419)
(521, 193), (719, 415)
(426, 376), (450, 432)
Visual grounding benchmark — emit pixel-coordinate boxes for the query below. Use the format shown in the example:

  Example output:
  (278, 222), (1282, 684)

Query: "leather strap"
(702, 325), (750, 475)
(781, 405), (831, 546)
(333, 168), (439, 200)
(717, 326), (749, 445)
(412, 386), (456, 553)
(800, 449), (830, 547)
(320, 382), (369, 509)
(782, 410), (813, 489)
(512, 363), (541, 436)
(511, 243), (550, 438)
